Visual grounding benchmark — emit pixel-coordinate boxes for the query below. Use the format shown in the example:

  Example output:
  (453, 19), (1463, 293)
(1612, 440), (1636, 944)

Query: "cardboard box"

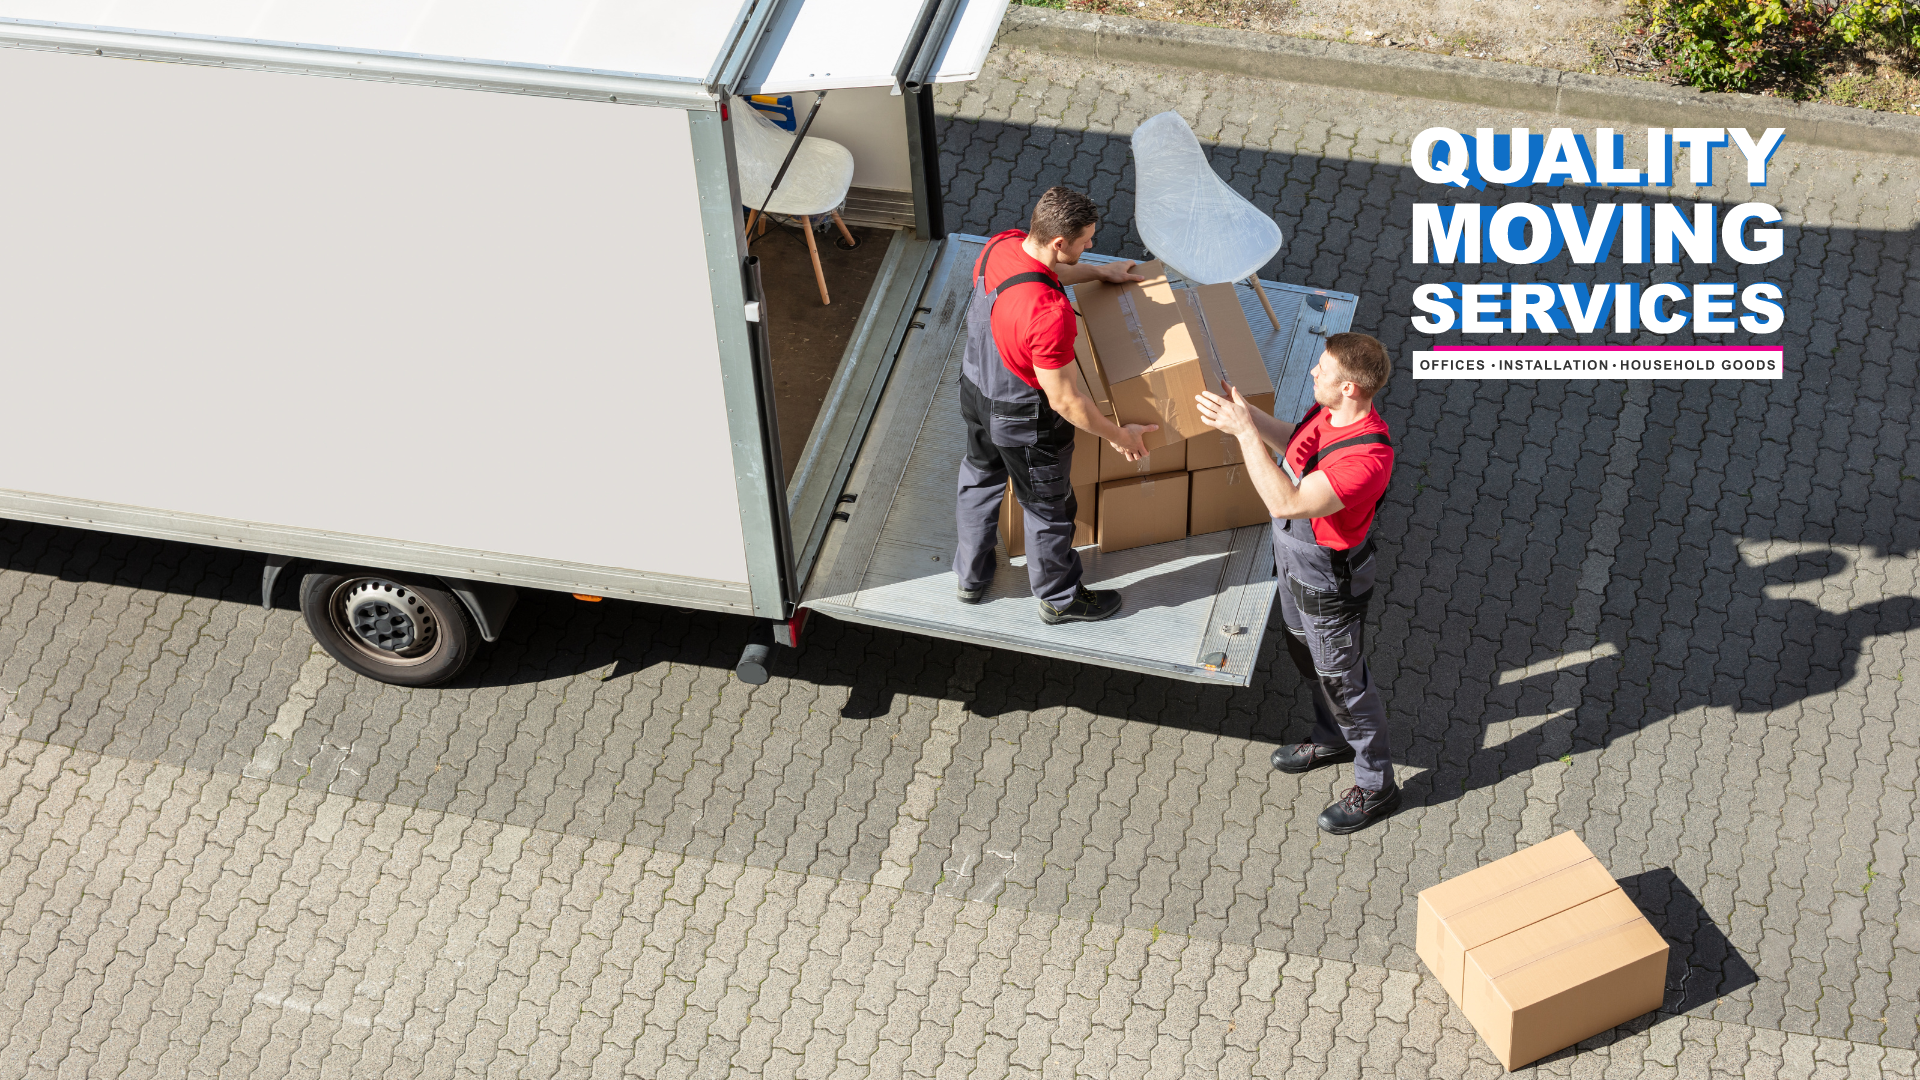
(1097, 473), (1189, 553)
(1188, 464), (1271, 535)
(1099, 435), (1186, 483)
(1416, 832), (1668, 1071)
(999, 481), (1097, 558)
(1072, 317), (1114, 419)
(1185, 428), (1245, 471)
(1180, 283), (1278, 471)
(1182, 282), (1276, 408)
(1462, 888), (1669, 1071)
(1070, 425), (1101, 487)
(1077, 267), (1275, 449)
(1075, 262), (1200, 449)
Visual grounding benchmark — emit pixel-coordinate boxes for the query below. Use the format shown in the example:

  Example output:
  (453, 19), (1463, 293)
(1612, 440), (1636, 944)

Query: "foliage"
(1638, 1), (1918, 95)
(1830, 0), (1920, 51)
(1638, 1), (1836, 93)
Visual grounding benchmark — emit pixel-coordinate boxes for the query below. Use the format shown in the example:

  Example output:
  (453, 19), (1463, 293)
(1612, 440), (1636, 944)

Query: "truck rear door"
(800, 236), (1358, 686)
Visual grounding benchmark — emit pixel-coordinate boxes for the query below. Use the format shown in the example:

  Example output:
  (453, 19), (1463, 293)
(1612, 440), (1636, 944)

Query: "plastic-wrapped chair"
(733, 96), (857, 305)
(1131, 111), (1284, 329)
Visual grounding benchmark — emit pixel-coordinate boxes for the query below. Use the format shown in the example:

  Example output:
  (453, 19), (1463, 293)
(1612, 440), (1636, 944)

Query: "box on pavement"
(1416, 831), (1668, 1071)
(1096, 473), (1189, 553)
(1188, 464), (1271, 535)
(999, 480), (1097, 558)
(1099, 435), (1186, 483)
(1077, 264), (1274, 450)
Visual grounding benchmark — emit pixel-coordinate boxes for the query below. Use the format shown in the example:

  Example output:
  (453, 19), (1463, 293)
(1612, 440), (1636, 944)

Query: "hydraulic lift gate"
(803, 236), (1357, 686)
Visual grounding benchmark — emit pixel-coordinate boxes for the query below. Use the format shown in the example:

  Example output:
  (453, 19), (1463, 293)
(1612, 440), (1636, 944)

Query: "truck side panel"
(0, 46), (750, 589)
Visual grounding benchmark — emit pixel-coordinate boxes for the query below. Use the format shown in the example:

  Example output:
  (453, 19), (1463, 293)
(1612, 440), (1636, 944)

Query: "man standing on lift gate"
(953, 187), (1158, 623)
(1196, 333), (1400, 834)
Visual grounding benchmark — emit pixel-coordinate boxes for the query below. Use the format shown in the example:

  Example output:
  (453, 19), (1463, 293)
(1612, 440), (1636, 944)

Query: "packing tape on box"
(1477, 914), (1649, 982)
(1182, 290), (1232, 391)
(1442, 858), (1603, 924)
(1116, 290), (1154, 369)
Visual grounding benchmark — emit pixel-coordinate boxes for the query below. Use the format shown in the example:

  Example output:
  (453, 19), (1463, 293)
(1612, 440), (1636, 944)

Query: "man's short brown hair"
(1325, 332), (1390, 397)
(1029, 186), (1099, 245)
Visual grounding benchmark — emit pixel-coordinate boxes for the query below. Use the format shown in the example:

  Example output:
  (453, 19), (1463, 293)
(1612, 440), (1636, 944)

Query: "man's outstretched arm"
(1196, 386), (1344, 520)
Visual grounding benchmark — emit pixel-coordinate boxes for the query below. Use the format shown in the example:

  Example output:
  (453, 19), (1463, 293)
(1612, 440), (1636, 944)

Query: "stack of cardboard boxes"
(999, 261), (1278, 558)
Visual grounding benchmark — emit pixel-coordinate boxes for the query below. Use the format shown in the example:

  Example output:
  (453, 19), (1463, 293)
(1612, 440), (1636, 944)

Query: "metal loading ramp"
(802, 237), (1357, 686)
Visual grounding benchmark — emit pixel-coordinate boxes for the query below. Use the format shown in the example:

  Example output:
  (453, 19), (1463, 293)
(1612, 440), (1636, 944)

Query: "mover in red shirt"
(1196, 332), (1401, 835)
(953, 188), (1157, 624)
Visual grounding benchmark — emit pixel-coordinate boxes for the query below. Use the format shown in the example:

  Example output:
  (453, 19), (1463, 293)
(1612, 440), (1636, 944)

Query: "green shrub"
(1641, 1), (1837, 93)
(1641, 1), (1916, 95)
(1830, 1), (1920, 52)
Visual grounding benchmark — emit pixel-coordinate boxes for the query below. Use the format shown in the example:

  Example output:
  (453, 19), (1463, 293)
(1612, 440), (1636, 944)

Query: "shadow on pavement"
(1618, 867), (1762, 1016)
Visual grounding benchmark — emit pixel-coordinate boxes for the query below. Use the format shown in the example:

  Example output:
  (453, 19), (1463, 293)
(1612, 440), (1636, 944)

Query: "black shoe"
(1039, 584), (1122, 624)
(1317, 783), (1401, 835)
(1270, 742), (1355, 774)
(957, 578), (992, 604)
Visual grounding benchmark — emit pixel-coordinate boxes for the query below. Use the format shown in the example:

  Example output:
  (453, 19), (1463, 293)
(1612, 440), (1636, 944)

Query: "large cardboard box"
(1099, 436), (1186, 483)
(1416, 832), (1668, 1071)
(1184, 428), (1245, 471)
(1097, 473), (1189, 553)
(1078, 266), (1274, 449)
(999, 481), (1096, 558)
(1181, 282), (1276, 409)
(1070, 425), (1100, 488)
(1075, 262), (1201, 449)
(1072, 317), (1115, 419)
(1188, 464), (1271, 535)
(1178, 283), (1278, 470)
(1462, 888), (1669, 1071)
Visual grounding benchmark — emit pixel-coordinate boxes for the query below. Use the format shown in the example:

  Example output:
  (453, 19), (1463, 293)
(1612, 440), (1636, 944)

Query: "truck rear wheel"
(299, 571), (478, 687)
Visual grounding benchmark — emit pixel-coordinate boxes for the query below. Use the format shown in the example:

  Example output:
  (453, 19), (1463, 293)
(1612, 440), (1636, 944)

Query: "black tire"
(298, 570), (478, 687)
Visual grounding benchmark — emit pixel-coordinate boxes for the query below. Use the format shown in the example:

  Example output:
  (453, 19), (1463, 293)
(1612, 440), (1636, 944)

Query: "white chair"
(733, 96), (857, 305)
(1131, 111), (1284, 329)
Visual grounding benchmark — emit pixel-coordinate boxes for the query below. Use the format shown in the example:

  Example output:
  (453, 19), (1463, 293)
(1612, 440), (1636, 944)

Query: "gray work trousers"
(1275, 518), (1395, 791)
(953, 377), (1082, 609)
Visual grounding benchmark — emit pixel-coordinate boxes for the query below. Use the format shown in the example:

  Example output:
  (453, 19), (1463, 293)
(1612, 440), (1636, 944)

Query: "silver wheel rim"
(328, 578), (441, 668)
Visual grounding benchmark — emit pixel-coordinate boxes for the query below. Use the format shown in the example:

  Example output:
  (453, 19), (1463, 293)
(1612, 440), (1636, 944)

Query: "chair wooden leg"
(830, 211), (857, 248)
(745, 209), (761, 238)
(1248, 274), (1281, 331)
(802, 215), (830, 305)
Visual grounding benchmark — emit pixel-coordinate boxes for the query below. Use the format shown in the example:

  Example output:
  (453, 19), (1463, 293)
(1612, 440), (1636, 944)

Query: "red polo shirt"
(1283, 404), (1394, 549)
(974, 229), (1076, 389)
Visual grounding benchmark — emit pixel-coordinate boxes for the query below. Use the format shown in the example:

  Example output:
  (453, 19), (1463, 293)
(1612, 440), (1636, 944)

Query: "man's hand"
(1092, 259), (1145, 285)
(1107, 423), (1158, 462)
(1196, 383), (1259, 439)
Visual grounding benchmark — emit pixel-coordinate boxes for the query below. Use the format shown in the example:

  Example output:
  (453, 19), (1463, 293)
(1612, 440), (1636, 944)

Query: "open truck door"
(800, 240), (1358, 686)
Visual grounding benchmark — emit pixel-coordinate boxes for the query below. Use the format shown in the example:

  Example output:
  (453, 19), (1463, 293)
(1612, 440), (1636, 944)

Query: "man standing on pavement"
(1195, 333), (1399, 834)
(953, 187), (1158, 624)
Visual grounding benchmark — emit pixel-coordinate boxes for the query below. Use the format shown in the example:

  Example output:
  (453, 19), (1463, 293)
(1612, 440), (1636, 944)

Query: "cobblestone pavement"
(1, 43), (1918, 1080)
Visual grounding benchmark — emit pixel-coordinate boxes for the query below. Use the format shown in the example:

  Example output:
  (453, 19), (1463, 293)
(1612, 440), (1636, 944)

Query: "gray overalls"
(953, 236), (1083, 608)
(1274, 403), (1395, 790)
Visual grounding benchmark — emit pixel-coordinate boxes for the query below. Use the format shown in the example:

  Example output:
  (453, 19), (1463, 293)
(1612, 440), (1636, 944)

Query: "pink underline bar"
(1431, 345), (1783, 352)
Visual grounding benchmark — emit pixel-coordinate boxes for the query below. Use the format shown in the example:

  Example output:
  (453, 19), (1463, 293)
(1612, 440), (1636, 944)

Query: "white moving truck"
(0, 0), (1355, 688)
